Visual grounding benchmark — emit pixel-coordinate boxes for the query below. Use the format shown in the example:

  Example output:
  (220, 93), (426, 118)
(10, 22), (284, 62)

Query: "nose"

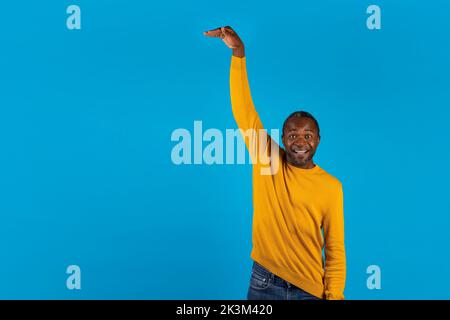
(293, 137), (308, 146)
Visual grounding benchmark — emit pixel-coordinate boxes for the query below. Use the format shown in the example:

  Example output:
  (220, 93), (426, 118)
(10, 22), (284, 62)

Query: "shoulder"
(316, 165), (343, 191)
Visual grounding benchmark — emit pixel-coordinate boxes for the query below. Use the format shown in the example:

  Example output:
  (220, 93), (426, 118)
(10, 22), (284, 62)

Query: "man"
(204, 26), (346, 300)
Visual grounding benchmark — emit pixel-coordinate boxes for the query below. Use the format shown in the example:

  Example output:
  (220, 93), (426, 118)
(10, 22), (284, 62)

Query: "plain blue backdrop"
(0, 0), (449, 299)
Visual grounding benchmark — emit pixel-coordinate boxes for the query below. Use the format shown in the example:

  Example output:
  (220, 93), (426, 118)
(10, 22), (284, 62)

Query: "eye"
(288, 134), (296, 139)
(305, 134), (311, 140)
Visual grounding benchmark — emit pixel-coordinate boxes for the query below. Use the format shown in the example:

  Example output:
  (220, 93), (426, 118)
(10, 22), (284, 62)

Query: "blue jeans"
(247, 261), (322, 300)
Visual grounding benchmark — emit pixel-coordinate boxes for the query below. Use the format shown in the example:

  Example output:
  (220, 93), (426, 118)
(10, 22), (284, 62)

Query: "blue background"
(0, 0), (449, 299)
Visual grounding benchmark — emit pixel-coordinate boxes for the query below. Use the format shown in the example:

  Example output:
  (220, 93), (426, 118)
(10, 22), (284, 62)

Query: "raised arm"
(204, 27), (274, 164)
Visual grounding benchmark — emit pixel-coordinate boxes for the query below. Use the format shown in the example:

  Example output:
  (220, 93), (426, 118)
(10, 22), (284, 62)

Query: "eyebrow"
(287, 129), (315, 133)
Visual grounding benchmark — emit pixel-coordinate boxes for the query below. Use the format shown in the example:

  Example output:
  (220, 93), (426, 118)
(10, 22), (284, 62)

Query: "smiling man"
(204, 26), (346, 300)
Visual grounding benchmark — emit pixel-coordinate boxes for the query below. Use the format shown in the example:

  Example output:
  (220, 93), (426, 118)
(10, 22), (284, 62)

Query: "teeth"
(294, 149), (308, 154)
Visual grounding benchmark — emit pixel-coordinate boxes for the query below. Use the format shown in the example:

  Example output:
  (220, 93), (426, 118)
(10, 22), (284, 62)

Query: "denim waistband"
(252, 261), (295, 288)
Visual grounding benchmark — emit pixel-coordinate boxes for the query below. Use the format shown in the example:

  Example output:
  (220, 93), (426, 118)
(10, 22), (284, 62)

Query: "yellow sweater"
(230, 56), (346, 300)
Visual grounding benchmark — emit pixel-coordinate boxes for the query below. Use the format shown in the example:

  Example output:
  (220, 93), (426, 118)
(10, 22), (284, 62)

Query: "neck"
(286, 155), (316, 169)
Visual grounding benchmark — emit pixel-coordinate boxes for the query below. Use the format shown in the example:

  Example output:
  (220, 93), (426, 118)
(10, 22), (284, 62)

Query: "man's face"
(282, 117), (320, 169)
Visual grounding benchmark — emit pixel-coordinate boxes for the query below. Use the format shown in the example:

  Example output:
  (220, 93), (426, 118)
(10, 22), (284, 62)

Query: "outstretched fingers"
(203, 27), (223, 37)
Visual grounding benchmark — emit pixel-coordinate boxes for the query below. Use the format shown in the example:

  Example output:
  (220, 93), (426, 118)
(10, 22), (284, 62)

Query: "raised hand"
(203, 26), (245, 58)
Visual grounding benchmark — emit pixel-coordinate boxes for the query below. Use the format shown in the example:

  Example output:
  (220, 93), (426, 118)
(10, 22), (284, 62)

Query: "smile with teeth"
(292, 148), (309, 154)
